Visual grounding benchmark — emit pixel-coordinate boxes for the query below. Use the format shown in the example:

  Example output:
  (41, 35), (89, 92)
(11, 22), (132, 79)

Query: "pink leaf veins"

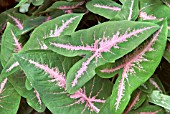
(8, 14), (23, 30)
(34, 89), (42, 107)
(50, 26), (156, 87)
(0, 78), (8, 94)
(49, 16), (79, 37)
(149, 78), (162, 92)
(162, 1), (170, 8)
(128, 0), (134, 21)
(139, 12), (163, 21)
(58, 1), (85, 10)
(93, 4), (121, 11)
(11, 30), (22, 52)
(21, 58), (105, 113)
(101, 26), (163, 110)
(6, 62), (19, 73)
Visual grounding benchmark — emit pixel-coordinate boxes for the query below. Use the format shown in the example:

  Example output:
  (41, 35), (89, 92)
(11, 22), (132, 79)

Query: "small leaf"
(32, 0), (44, 6)
(45, 20), (159, 93)
(86, 0), (121, 19)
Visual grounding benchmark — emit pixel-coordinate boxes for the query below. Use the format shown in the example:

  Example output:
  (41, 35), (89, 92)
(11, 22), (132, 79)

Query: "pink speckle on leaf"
(93, 4), (121, 11)
(11, 30), (22, 52)
(8, 14), (23, 30)
(58, 1), (84, 10)
(149, 78), (162, 92)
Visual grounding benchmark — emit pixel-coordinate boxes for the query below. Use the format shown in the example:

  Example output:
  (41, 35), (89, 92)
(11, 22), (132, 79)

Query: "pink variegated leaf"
(98, 20), (167, 113)
(44, 1), (85, 12)
(114, 0), (139, 21)
(45, 21), (159, 93)
(14, 50), (112, 114)
(86, 0), (121, 19)
(0, 78), (21, 114)
(1, 23), (22, 67)
(140, 0), (170, 37)
(21, 13), (83, 51)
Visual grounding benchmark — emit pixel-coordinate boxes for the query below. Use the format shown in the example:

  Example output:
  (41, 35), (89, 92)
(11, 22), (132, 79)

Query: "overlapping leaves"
(14, 50), (113, 114)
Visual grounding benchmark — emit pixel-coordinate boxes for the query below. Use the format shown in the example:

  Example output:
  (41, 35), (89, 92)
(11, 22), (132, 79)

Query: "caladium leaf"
(99, 97), (111, 114)
(7, 71), (46, 112)
(45, 21), (159, 93)
(0, 78), (20, 114)
(0, 13), (83, 81)
(99, 20), (167, 113)
(128, 105), (164, 114)
(44, 1), (85, 12)
(21, 13), (83, 51)
(114, 0), (139, 21)
(148, 90), (170, 112)
(86, 0), (121, 19)
(1, 23), (22, 67)
(14, 50), (112, 114)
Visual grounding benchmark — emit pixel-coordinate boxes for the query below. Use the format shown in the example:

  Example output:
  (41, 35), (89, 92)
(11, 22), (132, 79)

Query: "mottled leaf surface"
(45, 21), (159, 93)
(86, 0), (121, 19)
(14, 50), (112, 114)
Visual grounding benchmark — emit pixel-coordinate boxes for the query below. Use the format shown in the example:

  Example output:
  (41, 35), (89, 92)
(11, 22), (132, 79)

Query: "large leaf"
(114, 0), (139, 21)
(97, 20), (167, 113)
(21, 13), (83, 51)
(45, 21), (159, 93)
(0, 78), (20, 114)
(86, 0), (121, 19)
(14, 50), (112, 114)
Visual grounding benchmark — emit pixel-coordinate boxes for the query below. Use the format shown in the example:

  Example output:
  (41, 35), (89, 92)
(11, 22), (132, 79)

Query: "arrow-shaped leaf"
(45, 21), (159, 93)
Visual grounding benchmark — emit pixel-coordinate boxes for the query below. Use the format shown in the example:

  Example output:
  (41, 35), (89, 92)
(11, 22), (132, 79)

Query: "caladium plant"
(0, 0), (170, 114)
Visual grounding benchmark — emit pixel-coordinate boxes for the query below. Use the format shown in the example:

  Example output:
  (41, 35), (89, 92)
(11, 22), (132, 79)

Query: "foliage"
(0, 0), (170, 114)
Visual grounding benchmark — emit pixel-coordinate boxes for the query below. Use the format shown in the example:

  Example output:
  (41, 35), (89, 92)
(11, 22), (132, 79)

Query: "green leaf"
(148, 90), (170, 112)
(128, 105), (164, 114)
(44, 1), (84, 12)
(15, 0), (29, 8)
(97, 20), (167, 113)
(1, 23), (22, 67)
(45, 20), (159, 93)
(114, 0), (139, 21)
(86, 0), (121, 19)
(0, 79), (20, 114)
(32, 0), (44, 6)
(22, 13), (83, 51)
(99, 97), (111, 114)
(14, 50), (112, 114)
(7, 71), (46, 112)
